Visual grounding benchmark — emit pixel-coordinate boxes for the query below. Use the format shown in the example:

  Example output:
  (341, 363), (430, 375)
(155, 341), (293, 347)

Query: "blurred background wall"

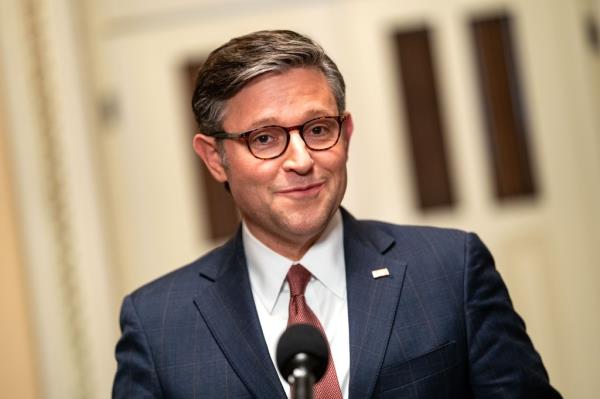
(1, 0), (598, 398)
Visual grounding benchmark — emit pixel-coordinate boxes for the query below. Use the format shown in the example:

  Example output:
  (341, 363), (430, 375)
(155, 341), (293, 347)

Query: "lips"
(277, 182), (324, 197)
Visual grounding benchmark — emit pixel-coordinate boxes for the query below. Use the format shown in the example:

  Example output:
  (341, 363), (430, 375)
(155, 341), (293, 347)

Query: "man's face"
(195, 67), (353, 258)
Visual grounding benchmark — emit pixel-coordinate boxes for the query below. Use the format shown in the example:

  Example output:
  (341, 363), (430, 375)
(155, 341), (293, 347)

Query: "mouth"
(277, 182), (324, 198)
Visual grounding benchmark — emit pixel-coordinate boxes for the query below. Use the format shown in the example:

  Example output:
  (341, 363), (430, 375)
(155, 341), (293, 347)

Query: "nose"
(282, 131), (314, 174)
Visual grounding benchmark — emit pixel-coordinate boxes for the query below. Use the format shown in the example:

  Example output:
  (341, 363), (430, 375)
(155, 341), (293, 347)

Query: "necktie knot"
(287, 264), (312, 297)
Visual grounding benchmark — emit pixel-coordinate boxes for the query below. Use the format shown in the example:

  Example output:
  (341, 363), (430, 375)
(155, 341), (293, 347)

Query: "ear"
(192, 134), (228, 183)
(342, 112), (354, 149)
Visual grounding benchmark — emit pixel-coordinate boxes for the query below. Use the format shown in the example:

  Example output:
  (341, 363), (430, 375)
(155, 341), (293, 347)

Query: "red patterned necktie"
(286, 264), (343, 399)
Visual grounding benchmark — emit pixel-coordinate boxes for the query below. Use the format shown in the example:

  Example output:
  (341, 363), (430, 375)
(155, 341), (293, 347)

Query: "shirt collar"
(243, 209), (346, 314)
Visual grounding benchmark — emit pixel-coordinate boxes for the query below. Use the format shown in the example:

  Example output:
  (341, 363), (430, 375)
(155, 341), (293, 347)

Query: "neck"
(241, 209), (341, 261)
(246, 226), (325, 261)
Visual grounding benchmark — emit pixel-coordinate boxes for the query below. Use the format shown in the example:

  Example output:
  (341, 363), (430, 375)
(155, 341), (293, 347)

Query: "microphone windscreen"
(276, 323), (329, 383)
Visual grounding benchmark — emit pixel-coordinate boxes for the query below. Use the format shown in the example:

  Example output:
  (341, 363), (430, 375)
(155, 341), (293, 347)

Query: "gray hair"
(191, 30), (346, 134)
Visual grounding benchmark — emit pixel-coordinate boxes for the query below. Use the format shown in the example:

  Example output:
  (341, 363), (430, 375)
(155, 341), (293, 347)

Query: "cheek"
(227, 158), (279, 190)
(321, 150), (348, 174)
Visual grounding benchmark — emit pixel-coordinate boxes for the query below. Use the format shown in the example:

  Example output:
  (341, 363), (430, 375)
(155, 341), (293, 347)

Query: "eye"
(253, 133), (274, 144)
(310, 125), (328, 135)
(305, 119), (335, 137)
(248, 127), (284, 147)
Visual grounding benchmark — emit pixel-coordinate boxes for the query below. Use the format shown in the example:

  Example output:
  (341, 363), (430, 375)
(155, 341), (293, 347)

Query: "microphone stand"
(276, 325), (328, 399)
(287, 354), (315, 399)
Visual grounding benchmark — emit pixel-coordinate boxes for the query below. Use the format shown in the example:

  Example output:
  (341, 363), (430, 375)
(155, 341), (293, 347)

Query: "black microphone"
(276, 324), (329, 399)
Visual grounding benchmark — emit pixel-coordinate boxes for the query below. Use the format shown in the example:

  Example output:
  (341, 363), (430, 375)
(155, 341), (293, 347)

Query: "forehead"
(222, 67), (337, 131)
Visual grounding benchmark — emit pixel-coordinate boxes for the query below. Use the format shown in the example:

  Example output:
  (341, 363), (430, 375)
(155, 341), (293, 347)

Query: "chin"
(280, 205), (335, 238)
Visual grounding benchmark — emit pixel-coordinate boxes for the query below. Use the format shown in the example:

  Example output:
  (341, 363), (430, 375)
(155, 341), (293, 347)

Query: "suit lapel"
(342, 211), (407, 399)
(193, 233), (285, 399)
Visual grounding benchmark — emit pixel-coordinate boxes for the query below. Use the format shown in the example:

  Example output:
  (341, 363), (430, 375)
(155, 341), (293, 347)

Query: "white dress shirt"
(243, 210), (350, 398)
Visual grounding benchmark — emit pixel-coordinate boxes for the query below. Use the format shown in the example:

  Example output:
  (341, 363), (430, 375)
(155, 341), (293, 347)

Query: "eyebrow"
(247, 108), (336, 130)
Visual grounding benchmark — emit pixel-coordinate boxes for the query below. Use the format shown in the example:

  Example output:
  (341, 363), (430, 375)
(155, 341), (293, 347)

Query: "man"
(113, 30), (561, 398)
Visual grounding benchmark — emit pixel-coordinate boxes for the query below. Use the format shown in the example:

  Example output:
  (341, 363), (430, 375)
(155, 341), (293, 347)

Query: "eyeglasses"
(211, 115), (346, 160)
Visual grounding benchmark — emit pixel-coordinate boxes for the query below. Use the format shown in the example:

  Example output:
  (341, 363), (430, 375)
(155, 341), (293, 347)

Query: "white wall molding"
(0, 0), (117, 397)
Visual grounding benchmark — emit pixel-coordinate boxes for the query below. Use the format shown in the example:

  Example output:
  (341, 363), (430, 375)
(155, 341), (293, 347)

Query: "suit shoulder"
(354, 218), (483, 270)
(361, 218), (469, 243)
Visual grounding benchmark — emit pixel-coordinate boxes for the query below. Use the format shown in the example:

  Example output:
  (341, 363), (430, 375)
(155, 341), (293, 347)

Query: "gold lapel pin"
(371, 268), (390, 279)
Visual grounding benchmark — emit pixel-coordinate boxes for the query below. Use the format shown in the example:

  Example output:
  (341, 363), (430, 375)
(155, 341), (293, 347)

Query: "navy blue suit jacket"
(113, 209), (561, 398)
